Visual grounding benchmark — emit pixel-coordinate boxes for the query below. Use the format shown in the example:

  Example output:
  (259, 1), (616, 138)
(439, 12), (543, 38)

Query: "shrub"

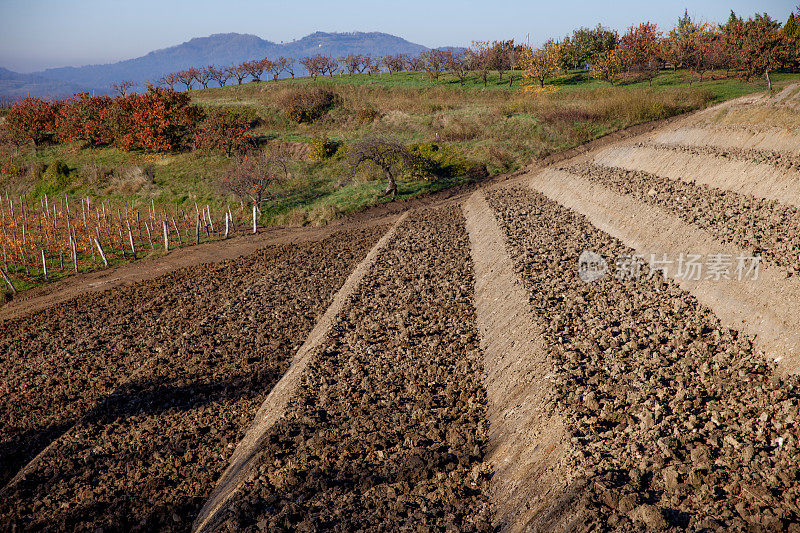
(225, 106), (260, 127)
(310, 135), (340, 161)
(56, 93), (114, 147)
(408, 143), (487, 179)
(354, 106), (381, 124)
(33, 160), (72, 197)
(278, 87), (342, 123)
(195, 108), (253, 156)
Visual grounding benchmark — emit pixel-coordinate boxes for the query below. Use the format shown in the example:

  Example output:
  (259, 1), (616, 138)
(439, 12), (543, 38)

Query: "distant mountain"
(0, 67), (92, 100)
(0, 32), (440, 99)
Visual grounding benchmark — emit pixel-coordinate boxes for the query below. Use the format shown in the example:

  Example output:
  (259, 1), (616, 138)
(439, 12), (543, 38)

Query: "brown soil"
(566, 162), (800, 273)
(486, 186), (800, 530)
(0, 226), (386, 531)
(209, 206), (493, 531)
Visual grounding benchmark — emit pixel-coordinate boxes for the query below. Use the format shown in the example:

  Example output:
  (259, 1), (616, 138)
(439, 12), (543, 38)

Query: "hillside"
(1, 32), (434, 98)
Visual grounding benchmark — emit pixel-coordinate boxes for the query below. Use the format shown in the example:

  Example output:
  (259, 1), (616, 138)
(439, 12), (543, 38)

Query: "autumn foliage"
(2, 86), (213, 154)
(4, 98), (58, 148)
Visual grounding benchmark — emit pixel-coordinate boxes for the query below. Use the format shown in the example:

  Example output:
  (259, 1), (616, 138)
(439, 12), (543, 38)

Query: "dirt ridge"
(463, 191), (579, 531)
(530, 168), (800, 375)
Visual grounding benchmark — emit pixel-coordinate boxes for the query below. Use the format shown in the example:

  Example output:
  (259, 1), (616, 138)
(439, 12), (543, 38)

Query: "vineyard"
(0, 193), (255, 292)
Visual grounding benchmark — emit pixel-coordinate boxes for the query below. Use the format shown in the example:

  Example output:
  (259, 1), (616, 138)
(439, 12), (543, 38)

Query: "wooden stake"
(145, 220), (154, 250)
(41, 250), (47, 280)
(224, 212), (229, 239)
(126, 221), (136, 260)
(94, 237), (108, 266)
(252, 205), (257, 234)
(0, 266), (16, 294)
(71, 235), (78, 273)
(171, 216), (183, 246)
(162, 220), (169, 251)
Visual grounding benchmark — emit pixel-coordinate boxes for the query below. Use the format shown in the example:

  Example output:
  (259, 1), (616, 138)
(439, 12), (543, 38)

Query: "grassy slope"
(11, 70), (800, 227)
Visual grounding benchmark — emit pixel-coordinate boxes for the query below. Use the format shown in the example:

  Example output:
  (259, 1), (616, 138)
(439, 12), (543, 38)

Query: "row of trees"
(2, 87), (250, 154)
(520, 9), (800, 89)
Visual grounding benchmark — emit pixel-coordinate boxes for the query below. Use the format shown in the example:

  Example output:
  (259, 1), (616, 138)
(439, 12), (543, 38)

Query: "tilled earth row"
(213, 205), (493, 532)
(638, 142), (800, 172)
(485, 186), (800, 530)
(0, 226), (387, 531)
(566, 162), (800, 273)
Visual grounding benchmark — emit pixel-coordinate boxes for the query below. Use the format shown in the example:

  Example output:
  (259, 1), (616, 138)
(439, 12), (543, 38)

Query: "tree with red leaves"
(344, 54), (362, 75)
(726, 14), (792, 90)
(230, 64), (249, 85)
(271, 57), (287, 81)
(120, 85), (204, 153)
(195, 66), (213, 89)
(619, 22), (662, 85)
(301, 55), (327, 80)
(56, 93), (114, 148)
(4, 97), (58, 149)
(242, 59), (267, 82)
(220, 148), (289, 211)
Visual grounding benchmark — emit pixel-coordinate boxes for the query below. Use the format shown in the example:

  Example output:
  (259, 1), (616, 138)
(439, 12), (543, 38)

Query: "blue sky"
(0, 0), (796, 72)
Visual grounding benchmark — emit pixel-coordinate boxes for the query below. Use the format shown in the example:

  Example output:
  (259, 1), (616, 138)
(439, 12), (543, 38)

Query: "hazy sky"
(1, 0), (797, 72)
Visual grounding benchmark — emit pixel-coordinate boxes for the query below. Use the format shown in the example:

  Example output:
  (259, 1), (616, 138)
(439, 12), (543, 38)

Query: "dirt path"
(193, 213), (408, 532)
(653, 126), (800, 154)
(463, 191), (578, 531)
(530, 168), (800, 374)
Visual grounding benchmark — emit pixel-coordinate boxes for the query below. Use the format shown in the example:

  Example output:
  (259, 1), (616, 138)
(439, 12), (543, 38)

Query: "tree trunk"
(766, 70), (772, 92)
(384, 174), (397, 199)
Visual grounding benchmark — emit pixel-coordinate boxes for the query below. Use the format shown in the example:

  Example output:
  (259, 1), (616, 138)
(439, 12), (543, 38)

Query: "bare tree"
(220, 147), (290, 212)
(271, 57), (287, 81)
(195, 66), (213, 89)
(347, 137), (417, 199)
(209, 65), (232, 87)
(420, 50), (449, 80)
(284, 58), (296, 78)
(383, 54), (408, 73)
(157, 72), (178, 90)
(175, 69), (197, 91)
(345, 54), (362, 75)
(230, 64), (249, 85)
(447, 51), (471, 85)
(111, 80), (135, 96)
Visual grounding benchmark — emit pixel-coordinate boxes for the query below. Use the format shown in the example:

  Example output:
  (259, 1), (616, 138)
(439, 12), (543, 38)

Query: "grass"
(4, 69), (800, 229)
